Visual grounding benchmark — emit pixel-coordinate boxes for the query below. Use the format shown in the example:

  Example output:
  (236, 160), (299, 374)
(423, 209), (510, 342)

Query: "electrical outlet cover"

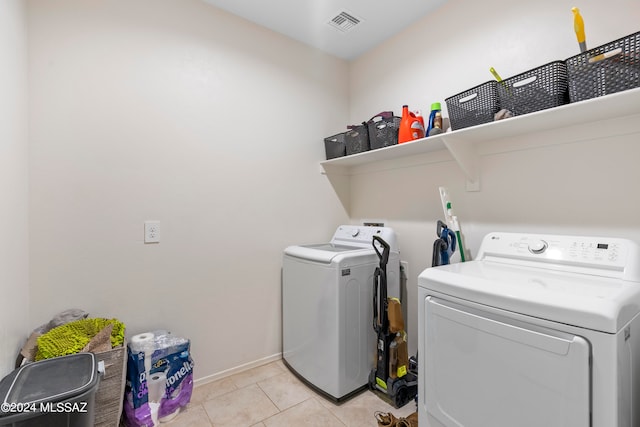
(144, 221), (160, 243)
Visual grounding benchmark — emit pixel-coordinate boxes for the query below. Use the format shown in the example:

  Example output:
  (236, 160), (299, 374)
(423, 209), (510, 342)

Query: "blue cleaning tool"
(432, 220), (456, 267)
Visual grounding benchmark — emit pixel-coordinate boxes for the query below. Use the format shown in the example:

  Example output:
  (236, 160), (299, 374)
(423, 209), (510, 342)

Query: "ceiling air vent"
(328, 11), (362, 33)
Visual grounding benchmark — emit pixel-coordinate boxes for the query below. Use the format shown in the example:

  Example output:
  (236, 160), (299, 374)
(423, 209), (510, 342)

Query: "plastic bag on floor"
(123, 330), (194, 426)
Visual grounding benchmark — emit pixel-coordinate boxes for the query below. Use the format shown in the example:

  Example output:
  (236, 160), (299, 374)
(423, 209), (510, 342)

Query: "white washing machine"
(282, 225), (400, 402)
(418, 232), (640, 427)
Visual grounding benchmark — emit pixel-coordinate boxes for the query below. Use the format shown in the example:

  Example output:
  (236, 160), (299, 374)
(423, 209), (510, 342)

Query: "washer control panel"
(331, 225), (399, 252)
(528, 240), (548, 254)
(477, 232), (640, 280)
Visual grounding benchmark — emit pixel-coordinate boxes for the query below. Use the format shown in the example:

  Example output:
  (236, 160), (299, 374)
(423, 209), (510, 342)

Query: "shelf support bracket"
(319, 163), (352, 214)
(441, 135), (480, 191)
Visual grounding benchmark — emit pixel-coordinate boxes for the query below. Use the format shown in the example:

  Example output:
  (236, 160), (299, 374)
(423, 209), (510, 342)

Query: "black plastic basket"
(345, 123), (369, 155)
(323, 132), (346, 160)
(565, 31), (640, 103)
(367, 112), (401, 150)
(445, 81), (499, 130)
(497, 61), (569, 116)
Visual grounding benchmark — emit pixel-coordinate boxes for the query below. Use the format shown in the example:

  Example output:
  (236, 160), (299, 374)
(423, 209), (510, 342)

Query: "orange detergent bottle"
(398, 105), (425, 143)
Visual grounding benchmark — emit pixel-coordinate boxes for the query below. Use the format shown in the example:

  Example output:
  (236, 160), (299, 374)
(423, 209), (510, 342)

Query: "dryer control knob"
(528, 240), (548, 254)
(351, 229), (360, 238)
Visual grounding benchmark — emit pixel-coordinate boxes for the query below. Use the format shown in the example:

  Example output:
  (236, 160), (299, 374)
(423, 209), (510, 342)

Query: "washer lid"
(419, 260), (640, 333)
(284, 244), (372, 263)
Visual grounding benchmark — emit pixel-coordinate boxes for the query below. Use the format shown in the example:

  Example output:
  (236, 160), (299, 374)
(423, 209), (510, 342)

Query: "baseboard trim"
(194, 352), (282, 387)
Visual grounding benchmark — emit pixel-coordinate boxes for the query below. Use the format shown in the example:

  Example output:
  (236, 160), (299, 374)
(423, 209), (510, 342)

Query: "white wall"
(23, 0), (640, 382)
(28, 0), (349, 380)
(0, 0), (29, 377)
(349, 0), (640, 354)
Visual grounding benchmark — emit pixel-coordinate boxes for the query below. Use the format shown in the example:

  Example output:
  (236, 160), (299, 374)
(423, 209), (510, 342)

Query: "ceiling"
(201, 0), (447, 60)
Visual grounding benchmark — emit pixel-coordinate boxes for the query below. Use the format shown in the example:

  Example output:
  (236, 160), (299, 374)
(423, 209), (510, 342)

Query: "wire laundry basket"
(565, 31), (640, 103)
(497, 61), (569, 116)
(445, 81), (499, 130)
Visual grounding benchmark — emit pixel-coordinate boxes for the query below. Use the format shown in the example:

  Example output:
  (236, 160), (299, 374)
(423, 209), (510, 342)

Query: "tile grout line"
(321, 400), (353, 427)
(257, 395), (316, 426)
(202, 402), (215, 427)
(255, 378), (286, 413)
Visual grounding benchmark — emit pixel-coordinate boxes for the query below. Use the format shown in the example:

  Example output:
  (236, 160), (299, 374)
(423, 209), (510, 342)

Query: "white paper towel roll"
(148, 372), (166, 403)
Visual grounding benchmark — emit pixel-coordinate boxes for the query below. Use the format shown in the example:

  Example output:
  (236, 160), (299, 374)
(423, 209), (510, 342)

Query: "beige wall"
(0, 0), (29, 377)
(20, 0), (640, 382)
(348, 0), (640, 354)
(27, 0), (349, 381)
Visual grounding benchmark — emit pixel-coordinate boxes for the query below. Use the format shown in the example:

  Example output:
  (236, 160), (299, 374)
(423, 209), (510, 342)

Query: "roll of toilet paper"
(148, 372), (166, 404)
(130, 332), (155, 353)
(130, 332), (155, 376)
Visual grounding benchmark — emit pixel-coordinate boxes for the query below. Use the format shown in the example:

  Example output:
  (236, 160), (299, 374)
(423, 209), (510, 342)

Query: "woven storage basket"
(367, 112), (401, 150)
(497, 61), (569, 116)
(565, 31), (640, 103)
(445, 81), (499, 130)
(94, 345), (127, 427)
(323, 132), (346, 160)
(345, 123), (369, 155)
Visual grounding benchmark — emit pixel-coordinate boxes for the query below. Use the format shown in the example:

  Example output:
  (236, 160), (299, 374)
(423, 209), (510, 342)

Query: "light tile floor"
(162, 360), (417, 427)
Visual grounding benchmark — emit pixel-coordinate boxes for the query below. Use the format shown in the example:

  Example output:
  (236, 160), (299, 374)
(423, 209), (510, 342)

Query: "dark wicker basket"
(445, 81), (499, 130)
(345, 123), (369, 155)
(565, 31), (640, 103)
(497, 61), (569, 116)
(368, 112), (401, 150)
(323, 132), (346, 160)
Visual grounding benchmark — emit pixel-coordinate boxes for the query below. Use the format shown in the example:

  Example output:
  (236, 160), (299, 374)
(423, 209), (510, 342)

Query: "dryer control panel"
(477, 232), (640, 282)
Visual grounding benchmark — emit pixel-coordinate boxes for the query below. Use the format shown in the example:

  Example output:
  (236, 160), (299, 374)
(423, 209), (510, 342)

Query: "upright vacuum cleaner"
(368, 235), (418, 408)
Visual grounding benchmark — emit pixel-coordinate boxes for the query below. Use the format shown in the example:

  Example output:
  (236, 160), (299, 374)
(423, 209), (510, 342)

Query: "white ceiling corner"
(201, 0), (447, 60)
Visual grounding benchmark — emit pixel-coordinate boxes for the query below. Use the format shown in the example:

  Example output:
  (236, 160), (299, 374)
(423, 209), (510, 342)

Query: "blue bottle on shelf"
(426, 102), (442, 136)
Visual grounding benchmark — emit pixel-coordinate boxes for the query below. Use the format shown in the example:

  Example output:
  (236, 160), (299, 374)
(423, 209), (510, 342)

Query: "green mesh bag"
(36, 317), (125, 360)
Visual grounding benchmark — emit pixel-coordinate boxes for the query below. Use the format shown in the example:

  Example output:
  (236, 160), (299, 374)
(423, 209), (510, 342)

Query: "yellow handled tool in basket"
(572, 7), (587, 52)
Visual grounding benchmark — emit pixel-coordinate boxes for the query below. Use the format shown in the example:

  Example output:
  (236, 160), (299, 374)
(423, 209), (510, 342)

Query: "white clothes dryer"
(283, 225), (400, 402)
(418, 232), (640, 427)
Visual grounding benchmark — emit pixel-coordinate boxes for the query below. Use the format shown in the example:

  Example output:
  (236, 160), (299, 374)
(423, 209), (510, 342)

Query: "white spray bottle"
(438, 186), (466, 262)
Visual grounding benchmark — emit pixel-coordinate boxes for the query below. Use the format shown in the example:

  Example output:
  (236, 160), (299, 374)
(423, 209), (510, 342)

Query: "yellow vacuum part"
(397, 365), (407, 378)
